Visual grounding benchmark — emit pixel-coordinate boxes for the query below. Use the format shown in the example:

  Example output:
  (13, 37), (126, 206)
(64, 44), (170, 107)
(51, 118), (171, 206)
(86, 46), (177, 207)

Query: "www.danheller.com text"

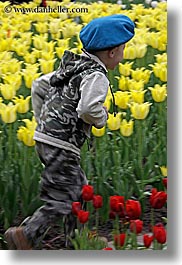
(4, 5), (89, 14)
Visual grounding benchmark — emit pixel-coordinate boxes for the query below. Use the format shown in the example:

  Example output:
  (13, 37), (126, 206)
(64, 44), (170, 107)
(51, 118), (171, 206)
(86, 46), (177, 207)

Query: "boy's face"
(107, 44), (125, 70)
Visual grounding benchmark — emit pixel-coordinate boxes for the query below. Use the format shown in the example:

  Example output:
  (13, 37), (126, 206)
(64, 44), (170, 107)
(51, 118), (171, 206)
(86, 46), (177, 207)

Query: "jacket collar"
(81, 51), (108, 73)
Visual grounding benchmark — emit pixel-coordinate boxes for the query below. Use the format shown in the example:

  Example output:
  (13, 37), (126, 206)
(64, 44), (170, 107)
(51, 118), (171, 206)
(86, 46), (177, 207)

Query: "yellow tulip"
(33, 35), (48, 50)
(114, 91), (130, 109)
(24, 52), (37, 64)
(123, 45), (137, 60)
(51, 32), (62, 40)
(160, 166), (167, 177)
(0, 39), (12, 52)
(146, 32), (166, 51)
(23, 73), (41, 89)
(150, 62), (167, 82)
(43, 41), (56, 53)
(119, 62), (133, 77)
(103, 97), (111, 111)
(118, 76), (129, 91)
(2, 73), (22, 91)
(149, 84), (167, 103)
(31, 49), (42, 60)
(131, 68), (151, 84)
(57, 38), (70, 49)
(2, 59), (22, 74)
(33, 13), (49, 22)
(33, 0), (42, 4)
(17, 116), (37, 146)
(0, 51), (13, 62)
(107, 113), (122, 131)
(14, 43), (30, 57)
(61, 22), (82, 39)
(131, 4), (145, 16)
(146, 32), (160, 49)
(49, 19), (61, 34)
(0, 84), (16, 100)
(155, 53), (167, 64)
(24, 63), (40, 74)
(127, 79), (145, 91)
(40, 51), (55, 61)
(130, 90), (146, 104)
(130, 102), (151, 120)
(136, 44), (147, 58)
(55, 47), (65, 59)
(35, 22), (48, 34)
(39, 59), (56, 74)
(92, 126), (105, 137)
(0, 103), (18, 124)
(17, 127), (35, 147)
(18, 21), (31, 32)
(22, 116), (37, 131)
(157, 33), (167, 52)
(12, 96), (31, 114)
(120, 119), (134, 137)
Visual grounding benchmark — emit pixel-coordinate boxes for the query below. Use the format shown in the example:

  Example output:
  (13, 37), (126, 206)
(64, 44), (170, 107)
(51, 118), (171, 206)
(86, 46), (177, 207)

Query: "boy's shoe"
(5, 227), (32, 250)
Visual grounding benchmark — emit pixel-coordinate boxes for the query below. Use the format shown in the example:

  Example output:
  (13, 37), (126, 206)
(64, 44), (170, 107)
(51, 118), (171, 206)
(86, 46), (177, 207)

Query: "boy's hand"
(103, 106), (109, 120)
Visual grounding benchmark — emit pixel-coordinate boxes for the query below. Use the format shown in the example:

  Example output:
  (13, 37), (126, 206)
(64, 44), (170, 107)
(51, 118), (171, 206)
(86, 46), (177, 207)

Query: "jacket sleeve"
(31, 72), (55, 123)
(76, 71), (109, 129)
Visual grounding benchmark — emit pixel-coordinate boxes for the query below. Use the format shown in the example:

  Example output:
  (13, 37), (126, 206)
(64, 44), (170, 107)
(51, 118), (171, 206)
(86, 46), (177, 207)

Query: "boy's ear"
(108, 47), (117, 58)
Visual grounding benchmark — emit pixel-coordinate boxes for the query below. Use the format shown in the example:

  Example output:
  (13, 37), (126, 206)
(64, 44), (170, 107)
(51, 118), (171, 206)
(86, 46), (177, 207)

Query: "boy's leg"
(6, 143), (87, 249)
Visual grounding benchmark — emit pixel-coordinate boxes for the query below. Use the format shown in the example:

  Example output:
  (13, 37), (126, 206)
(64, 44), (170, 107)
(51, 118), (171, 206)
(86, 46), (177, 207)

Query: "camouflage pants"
(23, 142), (87, 248)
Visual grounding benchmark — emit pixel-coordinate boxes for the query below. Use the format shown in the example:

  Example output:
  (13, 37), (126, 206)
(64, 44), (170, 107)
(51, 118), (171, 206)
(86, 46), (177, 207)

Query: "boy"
(5, 14), (135, 249)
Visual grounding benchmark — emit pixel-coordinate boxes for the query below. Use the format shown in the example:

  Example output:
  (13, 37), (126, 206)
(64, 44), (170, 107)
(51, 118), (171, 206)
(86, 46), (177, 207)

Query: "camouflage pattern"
(35, 50), (107, 151)
(23, 142), (87, 248)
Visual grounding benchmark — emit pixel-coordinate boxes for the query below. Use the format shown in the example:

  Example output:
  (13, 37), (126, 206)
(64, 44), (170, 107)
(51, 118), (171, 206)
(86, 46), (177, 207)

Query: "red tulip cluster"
(72, 185), (103, 224)
(143, 223), (167, 248)
(150, 188), (167, 209)
(71, 184), (167, 249)
(109, 195), (142, 220)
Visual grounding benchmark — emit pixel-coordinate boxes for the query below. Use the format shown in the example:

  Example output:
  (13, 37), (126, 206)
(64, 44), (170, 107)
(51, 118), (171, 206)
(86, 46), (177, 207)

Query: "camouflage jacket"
(33, 50), (108, 156)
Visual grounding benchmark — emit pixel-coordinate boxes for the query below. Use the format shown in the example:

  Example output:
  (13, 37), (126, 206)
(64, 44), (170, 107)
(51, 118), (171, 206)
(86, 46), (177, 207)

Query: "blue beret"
(80, 14), (135, 51)
(80, 14), (135, 52)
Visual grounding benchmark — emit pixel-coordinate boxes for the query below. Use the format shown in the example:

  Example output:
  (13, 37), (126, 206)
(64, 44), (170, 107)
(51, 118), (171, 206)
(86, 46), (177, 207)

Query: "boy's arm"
(76, 72), (109, 129)
(31, 72), (55, 123)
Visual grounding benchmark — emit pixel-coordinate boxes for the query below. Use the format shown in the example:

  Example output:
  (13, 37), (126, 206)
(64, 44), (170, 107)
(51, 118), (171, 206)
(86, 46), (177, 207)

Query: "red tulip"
(153, 224), (167, 244)
(109, 211), (117, 220)
(162, 178), (167, 188)
(82, 185), (94, 201)
(102, 247), (113, 250)
(109, 195), (125, 212)
(130, 219), (143, 234)
(77, 210), (89, 224)
(125, 199), (141, 219)
(93, 195), (103, 209)
(114, 234), (126, 247)
(42, 0), (47, 7)
(143, 234), (154, 248)
(150, 188), (167, 209)
(72, 202), (81, 216)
